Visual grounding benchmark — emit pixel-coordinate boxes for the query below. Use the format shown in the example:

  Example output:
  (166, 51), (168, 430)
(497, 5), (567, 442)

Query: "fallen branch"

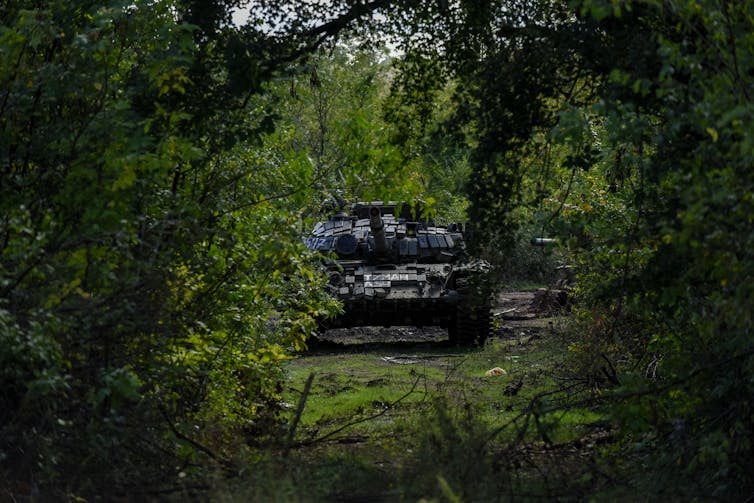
(285, 372), (316, 457)
(494, 307), (518, 317)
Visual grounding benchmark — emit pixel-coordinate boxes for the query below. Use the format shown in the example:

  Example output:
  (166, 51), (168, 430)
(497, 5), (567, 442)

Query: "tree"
(261, 44), (417, 207)
(0, 0), (371, 497)
(568, 2), (754, 497)
(240, 0), (754, 496)
(339, 0), (754, 497)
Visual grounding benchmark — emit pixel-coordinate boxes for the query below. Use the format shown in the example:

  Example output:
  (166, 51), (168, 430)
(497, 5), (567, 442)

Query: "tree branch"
(286, 372), (316, 456)
(159, 405), (233, 469)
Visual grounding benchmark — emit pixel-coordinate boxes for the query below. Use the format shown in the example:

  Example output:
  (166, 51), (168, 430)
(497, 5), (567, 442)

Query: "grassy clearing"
(215, 317), (609, 501)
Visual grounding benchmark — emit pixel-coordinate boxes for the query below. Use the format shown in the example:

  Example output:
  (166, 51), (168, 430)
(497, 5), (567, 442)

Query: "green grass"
(282, 327), (591, 446)
(217, 324), (611, 502)
(283, 351), (458, 437)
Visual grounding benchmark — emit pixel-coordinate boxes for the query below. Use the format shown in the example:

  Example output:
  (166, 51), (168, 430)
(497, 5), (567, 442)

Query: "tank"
(305, 201), (492, 345)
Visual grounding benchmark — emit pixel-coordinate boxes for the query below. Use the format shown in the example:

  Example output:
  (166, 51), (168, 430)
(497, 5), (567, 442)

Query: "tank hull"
(307, 202), (491, 345)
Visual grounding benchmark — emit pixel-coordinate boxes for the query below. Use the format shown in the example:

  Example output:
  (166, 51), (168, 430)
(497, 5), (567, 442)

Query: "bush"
(399, 398), (504, 502)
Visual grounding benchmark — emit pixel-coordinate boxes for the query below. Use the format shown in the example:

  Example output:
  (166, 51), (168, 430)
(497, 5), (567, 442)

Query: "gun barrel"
(530, 237), (557, 246)
(369, 206), (389, 255)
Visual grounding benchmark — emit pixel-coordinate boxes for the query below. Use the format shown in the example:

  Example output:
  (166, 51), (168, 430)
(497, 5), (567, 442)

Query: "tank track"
(448, 300), (492, 346)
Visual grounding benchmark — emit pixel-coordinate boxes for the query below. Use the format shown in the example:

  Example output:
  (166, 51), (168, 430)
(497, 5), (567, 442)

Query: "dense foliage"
(378, 0), (754, 498)
(3, 0), (753, 499)
(573, 2), (754, 497)
(262, 46), (417, 205)
(0, 0), (344, 496)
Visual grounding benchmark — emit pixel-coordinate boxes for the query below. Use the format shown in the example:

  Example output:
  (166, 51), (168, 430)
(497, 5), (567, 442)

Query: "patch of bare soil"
(320, 325), (446, 345)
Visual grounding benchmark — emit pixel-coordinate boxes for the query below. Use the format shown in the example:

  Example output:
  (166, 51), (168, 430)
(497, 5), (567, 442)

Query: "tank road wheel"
(449, 301), (492, 346)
